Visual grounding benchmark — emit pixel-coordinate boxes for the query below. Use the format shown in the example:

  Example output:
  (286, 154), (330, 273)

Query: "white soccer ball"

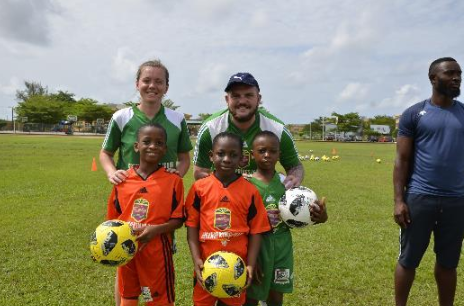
(279, 186), (318, 228)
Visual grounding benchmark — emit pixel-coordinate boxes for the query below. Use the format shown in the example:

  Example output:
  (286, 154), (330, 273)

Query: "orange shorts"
(193, 278), (246, 306)
(193, 238), (249, 306)
(200, 237), (248, 261)
(118, 234), (175, 305)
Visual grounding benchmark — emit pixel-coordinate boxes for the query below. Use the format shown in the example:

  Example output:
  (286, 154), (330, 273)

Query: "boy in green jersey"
(245, 131), (328, 306)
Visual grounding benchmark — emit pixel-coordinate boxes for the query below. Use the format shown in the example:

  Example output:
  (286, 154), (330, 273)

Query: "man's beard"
(230, 105), (258, 123)
(436, 78), (460, 98)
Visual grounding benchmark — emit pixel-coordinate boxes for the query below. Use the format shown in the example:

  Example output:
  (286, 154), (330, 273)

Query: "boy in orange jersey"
(107, 123), (184, 306)
(185, 132), (272, 306)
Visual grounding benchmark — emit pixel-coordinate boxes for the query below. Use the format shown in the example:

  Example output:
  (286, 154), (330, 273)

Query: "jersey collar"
(132, 104), (165, 122)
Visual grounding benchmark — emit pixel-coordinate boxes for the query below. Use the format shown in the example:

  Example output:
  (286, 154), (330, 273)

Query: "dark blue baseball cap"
(224, 72), (260, 92)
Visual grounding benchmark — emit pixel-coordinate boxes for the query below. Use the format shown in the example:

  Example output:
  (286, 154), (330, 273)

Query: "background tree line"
(301, 112), (397, 138)
(13, 81), (187, 125)
(7, 81), (397, 136)
(14, 81), (115, 124)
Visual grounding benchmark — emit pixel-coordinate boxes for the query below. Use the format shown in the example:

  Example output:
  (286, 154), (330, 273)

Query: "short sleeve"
(193, 125), (213, 169)
(170, 177), (185, 219)
(398, 102), (424, 138)
(185, 184), (201, 228)
(248, 189), (271, 234)
(106, 186), (121, 220)
(102, 116), (122, 153)
(177, 119), (193, 153)
(279, 126), (300, 169)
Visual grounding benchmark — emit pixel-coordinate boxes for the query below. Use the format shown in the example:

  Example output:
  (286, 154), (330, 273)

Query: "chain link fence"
(0, 121), (108, 135)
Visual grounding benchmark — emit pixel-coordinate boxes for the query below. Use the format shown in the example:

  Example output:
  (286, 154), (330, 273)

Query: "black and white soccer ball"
(279, 186), (318, 228)
(201, 251), (247, 298)
(90, 220), (138, 267)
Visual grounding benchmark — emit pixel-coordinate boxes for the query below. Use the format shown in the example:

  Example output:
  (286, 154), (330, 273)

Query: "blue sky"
(0, 0), (463, 124)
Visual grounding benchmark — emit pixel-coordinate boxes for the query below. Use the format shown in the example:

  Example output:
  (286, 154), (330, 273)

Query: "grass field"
(1, 134), (463, 305)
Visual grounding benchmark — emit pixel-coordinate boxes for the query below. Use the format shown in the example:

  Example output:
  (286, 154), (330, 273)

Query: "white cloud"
(0, 0), (61, 46)
(111, 48), (138, 83)
(191, 0), (234, 20)
(0, 0), (463, 122)
(250, 11), (269, 28)
(355, 84), (421, 113)
(0, 77), (21, 95)
(194, 63), (229, 95)
(377, 84), (421, 109)
(337, 83), (369, 102)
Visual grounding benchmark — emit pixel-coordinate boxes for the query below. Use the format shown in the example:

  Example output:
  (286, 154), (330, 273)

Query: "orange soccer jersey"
(185, 174), (271, 306)
(185, 174), (271, 261)
(107, 166), (184, 305)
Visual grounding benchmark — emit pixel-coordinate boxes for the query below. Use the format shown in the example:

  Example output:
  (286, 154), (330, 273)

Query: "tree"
(198, 113), (212, 121)
(331, 112), (362, 133)
(73, 98), (114, 122)
(16, 95), (65, 124)
(303, 118), (324, 139)
(370, 115), (396, 135)
(15, 81), (48, 102)
(162, 98), (180, 110)
(50, 90), (76, 104)
(123, 101), (138, 107)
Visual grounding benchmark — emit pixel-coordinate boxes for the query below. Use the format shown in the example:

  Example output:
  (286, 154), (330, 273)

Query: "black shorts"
(398, 193), (464, 269)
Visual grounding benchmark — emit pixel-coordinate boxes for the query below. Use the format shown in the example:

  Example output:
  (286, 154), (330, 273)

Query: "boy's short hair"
(212, 132), (244, 152)
(252, 130), (280, 147)
(137, 123), (167, 142)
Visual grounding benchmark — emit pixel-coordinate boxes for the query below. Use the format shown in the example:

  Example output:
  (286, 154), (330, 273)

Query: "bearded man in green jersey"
(193, 72), (304, 188)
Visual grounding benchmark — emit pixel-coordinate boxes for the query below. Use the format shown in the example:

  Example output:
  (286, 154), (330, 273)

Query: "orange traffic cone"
(331, 148), (337, 155)
(91, 157), (97, 171)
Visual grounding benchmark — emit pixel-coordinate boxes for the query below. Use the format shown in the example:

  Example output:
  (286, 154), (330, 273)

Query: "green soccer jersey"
(102, 104), (193, 170)
(249, 172), (290, 234)
(193, 108), (300, 175)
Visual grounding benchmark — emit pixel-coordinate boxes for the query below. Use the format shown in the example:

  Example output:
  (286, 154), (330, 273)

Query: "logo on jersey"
(266, 195), (276, 203)
(214, 207), (231, 230)
(274, 268), (291, 284)
(138, 187), (148, 194)
(131, 198), (149, 222)
(220, 196), (230, 203)
(141, 287), (153, 302)
(238, 149), (251, 169)
(419, 110), (427, 116)
(266, 202), (282, 229)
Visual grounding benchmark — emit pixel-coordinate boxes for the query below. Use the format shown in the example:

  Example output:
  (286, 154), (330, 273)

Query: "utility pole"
(9, 107), (15, 133)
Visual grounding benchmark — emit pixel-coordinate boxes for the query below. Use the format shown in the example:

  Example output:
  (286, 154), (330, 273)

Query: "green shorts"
(247, 230), (294, 301)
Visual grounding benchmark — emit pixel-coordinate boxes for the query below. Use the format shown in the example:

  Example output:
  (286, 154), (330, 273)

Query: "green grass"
(1, 135), (463, 305)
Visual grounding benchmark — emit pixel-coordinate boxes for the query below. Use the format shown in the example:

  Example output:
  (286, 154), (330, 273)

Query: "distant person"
(245, 131), (328, 306)
(106, 123), (184, 306)
(393, 57), (463, 306)
(193, 72), (303, 189)
(185, 132), (271, 306)
(100, 59), (192, 306)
